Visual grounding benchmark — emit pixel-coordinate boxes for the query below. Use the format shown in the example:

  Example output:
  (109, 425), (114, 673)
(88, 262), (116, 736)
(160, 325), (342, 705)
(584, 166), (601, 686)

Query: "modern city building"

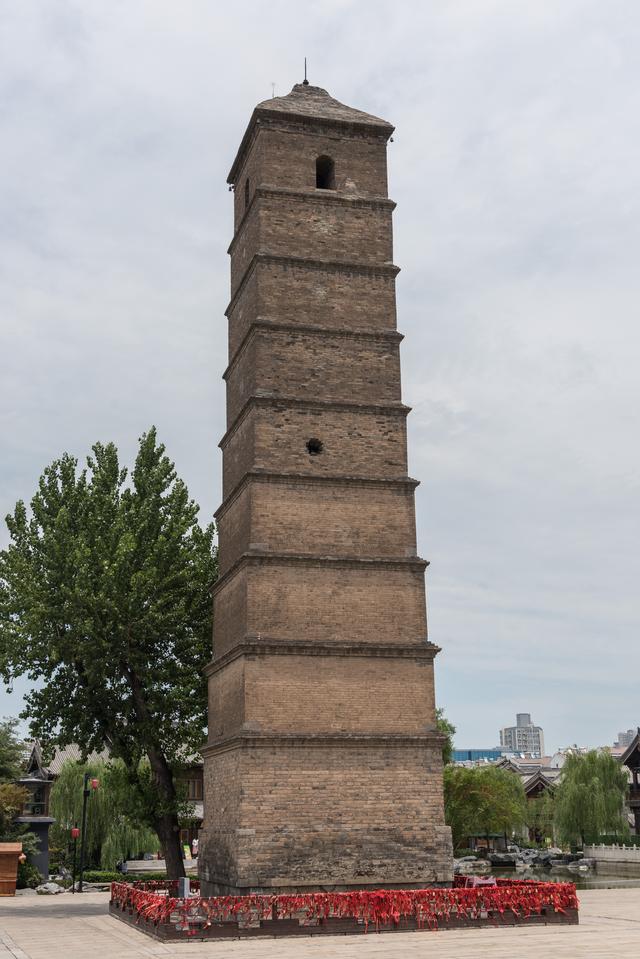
(499, 713), (545, 757)
(452, 749), (503, 763)
(615, 729), (638, 749)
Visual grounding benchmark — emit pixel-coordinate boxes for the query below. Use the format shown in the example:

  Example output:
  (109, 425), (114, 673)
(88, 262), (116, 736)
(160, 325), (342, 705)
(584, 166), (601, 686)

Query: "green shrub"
(596, 834), (640, 847)
(81, 870), (123, 883)
(80, 869), (171, 883)
(17, 861), (43, 889)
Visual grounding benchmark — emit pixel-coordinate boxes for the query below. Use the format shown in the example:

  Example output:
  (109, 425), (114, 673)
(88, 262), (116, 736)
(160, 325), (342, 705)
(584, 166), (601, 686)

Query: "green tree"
(0, 718), (26, 782)
(48, 759), (160, 869)
(0, 429), (217, 878)
(553, 750), (629, 847)
(435, 707), (456, 765)
(444, 765), (527, 850)
(0, 783), (38, 857)
(524, 792), (555, 846)
(0, 719), (39, 866)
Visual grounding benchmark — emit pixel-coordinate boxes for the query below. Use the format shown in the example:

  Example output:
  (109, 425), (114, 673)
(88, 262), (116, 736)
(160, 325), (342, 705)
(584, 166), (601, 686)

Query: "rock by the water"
(36, 882), (65, 895)
(454, 858), (492, 876)
(489, 852), (519, 867)
(568, 858), (595, 872)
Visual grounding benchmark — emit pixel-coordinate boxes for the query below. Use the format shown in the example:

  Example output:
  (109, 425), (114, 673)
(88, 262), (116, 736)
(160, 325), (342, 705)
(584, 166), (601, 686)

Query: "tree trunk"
(125, 665), (186, 880)
(154, 810), (186, 880)
(147, 748), (185, 880)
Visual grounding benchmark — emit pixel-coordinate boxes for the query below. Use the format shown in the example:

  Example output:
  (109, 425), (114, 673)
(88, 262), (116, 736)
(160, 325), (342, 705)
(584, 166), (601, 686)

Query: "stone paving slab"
(0, 888), (639, 958)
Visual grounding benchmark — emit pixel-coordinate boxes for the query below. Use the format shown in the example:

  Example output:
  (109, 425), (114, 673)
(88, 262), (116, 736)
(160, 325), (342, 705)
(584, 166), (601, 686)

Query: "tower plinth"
(199, 82), (453, 895)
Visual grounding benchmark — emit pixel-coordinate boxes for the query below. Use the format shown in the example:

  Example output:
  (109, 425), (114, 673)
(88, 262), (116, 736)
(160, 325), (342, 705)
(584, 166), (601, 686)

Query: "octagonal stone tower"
(199, 81), (453, 896)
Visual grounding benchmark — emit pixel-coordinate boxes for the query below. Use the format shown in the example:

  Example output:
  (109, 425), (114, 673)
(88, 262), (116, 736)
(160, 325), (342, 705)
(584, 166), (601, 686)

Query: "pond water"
(491, 865), (640, 890)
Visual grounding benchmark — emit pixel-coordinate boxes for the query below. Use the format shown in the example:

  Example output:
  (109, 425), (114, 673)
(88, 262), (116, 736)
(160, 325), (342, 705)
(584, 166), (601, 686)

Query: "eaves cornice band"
(223, 320), (403, 380)
(228, 187), (395, 258)
(219, 395), (411, 451)
(205, 638), (441, 678)
(212, 552), (429, 596)
(215, 470), (420, 522)
(202, 730), (445, 759)
(225, 253), (399, 319)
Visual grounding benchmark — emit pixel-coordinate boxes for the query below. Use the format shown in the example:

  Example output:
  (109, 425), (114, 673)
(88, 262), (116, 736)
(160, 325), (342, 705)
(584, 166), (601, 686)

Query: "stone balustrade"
(584, 844), (640, 867)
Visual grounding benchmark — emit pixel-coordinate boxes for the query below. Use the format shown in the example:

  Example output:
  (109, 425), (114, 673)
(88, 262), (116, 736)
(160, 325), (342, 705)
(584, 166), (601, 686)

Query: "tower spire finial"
(303, 57), (309, 85)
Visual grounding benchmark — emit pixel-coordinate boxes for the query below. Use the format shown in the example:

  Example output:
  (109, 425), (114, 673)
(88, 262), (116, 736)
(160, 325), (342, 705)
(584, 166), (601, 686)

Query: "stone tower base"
(199, 735), (452, 896)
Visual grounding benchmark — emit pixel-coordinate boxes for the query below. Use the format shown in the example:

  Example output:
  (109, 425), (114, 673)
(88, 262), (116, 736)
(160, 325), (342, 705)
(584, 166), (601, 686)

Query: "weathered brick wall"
(245, 561), (428, 645)
(220, 410), (256, 498)
(207, 656), (246, 739)
(222, 404), (409, 498)
(230, 195), (394, 297)
(229, 203), (260, 295)
(227, 260), (397, 359)
(216, 480), (417, 574)
(232, 133), (264, 229)
(215, 484), (252, 577)
(260, 193), (393, 264)
(234, 125), (389, 211)
(242, 654), (435, 734)
(212, 560), (429, 659)
(201, 742), (451, 893)
(198, 748), (242, 890)
(211, 566), (247, 658)
(225, 328), (402, 427)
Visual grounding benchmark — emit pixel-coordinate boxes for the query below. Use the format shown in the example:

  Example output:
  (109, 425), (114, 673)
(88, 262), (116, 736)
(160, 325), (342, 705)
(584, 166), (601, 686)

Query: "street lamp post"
(70, 824), (80, 894)
(77, 775), (99, 893)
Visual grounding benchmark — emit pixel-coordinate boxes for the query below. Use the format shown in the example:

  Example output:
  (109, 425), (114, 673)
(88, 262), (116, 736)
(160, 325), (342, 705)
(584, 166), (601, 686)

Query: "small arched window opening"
(244, 178), (250, 210)
(316, 155), (335, 190)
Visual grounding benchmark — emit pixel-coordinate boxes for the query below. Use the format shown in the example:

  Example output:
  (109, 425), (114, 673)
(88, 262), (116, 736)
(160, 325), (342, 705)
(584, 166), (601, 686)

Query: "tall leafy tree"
(0, 429), (217, 877)
(444, 765), (527, 850)
(435, 707), (456, 766)
(553, 750), (629, 847)
(0, 718), (26, 782)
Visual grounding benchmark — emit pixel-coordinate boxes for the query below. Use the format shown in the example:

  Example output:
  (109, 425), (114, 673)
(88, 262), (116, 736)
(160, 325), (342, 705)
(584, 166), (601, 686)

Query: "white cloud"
(0, 0), (638, 749)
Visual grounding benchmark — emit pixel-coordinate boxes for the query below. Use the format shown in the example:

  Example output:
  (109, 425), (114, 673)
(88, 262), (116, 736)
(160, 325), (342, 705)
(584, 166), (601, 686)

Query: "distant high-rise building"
(615, 729), (637, 748)
(500, 713), (545, 757)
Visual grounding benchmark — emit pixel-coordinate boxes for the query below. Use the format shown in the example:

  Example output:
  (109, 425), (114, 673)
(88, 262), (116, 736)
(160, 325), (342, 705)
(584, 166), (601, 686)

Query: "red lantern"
(71, 827), (80, 840)
(90, 778), (99, 790)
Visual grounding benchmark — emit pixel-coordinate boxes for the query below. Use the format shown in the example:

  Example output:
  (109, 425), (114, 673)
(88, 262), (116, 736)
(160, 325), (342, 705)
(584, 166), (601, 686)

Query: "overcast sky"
(1, 1), (638, 753)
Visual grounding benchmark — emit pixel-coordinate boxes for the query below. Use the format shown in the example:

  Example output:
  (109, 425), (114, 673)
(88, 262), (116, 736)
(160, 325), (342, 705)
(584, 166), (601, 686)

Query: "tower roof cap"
(228, 83), (394, 184)
(256, 83), (393, 129)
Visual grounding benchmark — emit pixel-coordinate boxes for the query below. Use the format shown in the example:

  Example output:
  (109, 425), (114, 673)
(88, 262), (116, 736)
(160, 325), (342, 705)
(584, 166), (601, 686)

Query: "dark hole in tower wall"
(316, 156), (335, 190)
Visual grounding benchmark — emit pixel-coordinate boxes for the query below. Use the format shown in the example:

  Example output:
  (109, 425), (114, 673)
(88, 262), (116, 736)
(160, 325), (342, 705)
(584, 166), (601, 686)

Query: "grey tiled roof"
(46, 744), (109, 776)
(255, 84), (393, 131)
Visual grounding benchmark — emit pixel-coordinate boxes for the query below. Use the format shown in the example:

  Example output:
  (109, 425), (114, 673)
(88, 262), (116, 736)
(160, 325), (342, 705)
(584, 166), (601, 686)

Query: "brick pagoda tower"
(199, 81), (453, 895)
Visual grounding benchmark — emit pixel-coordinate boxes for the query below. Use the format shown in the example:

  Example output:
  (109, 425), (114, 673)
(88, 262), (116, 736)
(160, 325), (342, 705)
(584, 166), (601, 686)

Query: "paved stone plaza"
(0, 888), (638, 958)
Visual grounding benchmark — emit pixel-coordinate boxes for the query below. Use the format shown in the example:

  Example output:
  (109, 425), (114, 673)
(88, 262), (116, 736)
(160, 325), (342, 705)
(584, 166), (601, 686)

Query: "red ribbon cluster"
(111, 878), (578, 937)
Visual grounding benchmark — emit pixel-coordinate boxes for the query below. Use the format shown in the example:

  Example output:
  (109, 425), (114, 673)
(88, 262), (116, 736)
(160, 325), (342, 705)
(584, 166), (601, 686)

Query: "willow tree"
(444, 765), (527, 850)
(0, 429), (217, 877)
(49, 759), (159, 869)
(553, 750), (629, 847)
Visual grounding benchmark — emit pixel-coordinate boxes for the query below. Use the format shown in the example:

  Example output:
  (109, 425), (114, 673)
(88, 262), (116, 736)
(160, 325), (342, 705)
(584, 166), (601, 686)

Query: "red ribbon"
(110, 877), (579, 938)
